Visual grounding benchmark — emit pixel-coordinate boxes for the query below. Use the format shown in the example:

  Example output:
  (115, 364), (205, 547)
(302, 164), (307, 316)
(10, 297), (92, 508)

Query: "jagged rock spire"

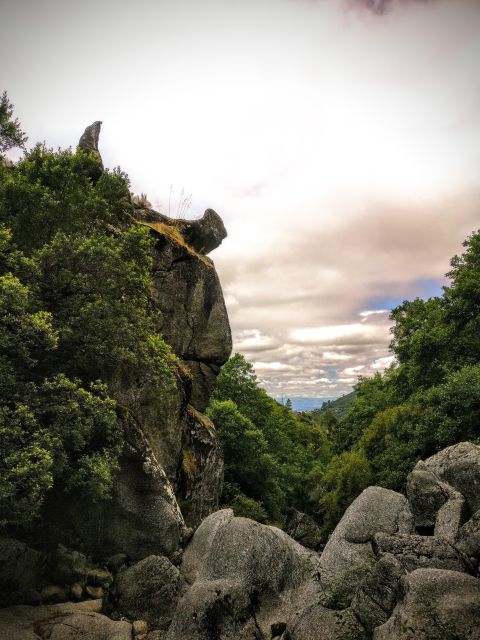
(78, 121), (103, 176)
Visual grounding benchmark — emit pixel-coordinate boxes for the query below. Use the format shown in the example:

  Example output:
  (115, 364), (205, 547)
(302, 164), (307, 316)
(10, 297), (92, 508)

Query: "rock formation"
(10, 123), (231, 563)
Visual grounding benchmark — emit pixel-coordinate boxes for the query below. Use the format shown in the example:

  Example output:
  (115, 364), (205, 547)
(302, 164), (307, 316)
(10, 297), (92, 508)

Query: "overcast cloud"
(1, 0), (479, 401)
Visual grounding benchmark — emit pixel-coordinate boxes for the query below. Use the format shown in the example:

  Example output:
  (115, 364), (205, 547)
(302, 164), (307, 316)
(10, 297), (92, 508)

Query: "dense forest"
(1, 92), (479, 543)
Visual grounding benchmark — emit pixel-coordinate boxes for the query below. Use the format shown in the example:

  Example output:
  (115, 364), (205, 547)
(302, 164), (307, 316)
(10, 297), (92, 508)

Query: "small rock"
(48, 544), (88, 585)
(87, 568), (113, 589)
(133, 619), (149, 636)
(85, 584), (104, 599)
(111, 555), (185, 630)
(70, 582), (83, 600)
(285, 509), (324, 550)
(107, 553), (128, 573)
(41, 585), (67, 604)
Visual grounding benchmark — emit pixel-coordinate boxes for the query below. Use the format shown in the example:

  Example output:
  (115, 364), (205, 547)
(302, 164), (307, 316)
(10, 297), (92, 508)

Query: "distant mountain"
(275, 397), (339, 412)
(309, 391), (356, 420)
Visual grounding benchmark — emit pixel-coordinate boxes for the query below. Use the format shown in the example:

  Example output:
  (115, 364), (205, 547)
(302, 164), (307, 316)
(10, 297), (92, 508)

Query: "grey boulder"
(0, 600), (131, 640)
(109, 555), (186, 631)
(167, 515), (321, 640)
(374, 568), (480, 640)
(319, 486), (413, 608)
(284, 604), (367, 640)
(421, 442), (480, 514)
(372, 532), (468, 574)
(181, 509), (235, 585)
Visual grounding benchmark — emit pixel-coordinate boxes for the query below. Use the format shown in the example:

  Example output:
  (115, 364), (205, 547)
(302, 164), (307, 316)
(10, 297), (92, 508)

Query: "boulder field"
(1, 441), (480, 639)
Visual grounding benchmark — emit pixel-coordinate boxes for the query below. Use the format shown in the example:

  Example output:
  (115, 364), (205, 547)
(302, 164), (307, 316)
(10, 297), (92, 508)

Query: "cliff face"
(137, 206), (231, 413)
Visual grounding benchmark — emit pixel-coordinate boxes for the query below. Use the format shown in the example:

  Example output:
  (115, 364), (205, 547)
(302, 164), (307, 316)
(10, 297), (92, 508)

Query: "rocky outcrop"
(0, 600), (131, 640)
(374, 569), (480, 640)
(78, 121), (103, 161)
(143, 215), (232, 411)
(177, 405), (224, 528)
(285, 509), (324, 550)
(107, 555), (186, 631)
(318, 486), (413, 608)
(13, 123), (231, 564)
(167, 512), (322, 640)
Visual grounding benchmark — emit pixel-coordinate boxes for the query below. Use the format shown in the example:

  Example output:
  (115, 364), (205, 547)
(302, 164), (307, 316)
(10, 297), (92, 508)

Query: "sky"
(1, 0), (480, 403)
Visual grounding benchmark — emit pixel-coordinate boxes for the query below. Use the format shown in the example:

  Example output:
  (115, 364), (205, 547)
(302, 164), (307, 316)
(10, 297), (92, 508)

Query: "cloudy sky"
(2, 0), (480, 405)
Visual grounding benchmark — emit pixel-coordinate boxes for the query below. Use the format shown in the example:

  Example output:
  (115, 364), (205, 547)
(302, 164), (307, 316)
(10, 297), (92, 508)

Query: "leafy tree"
(0, 145), (131, 252)
(209, 354), (332, 523)
(0, 105), (179, 528)
(0, 91), (27, 155)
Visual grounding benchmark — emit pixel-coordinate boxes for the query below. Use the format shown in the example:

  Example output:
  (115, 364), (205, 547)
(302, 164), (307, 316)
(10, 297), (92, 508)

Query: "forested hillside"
(212, 229), (480, 537)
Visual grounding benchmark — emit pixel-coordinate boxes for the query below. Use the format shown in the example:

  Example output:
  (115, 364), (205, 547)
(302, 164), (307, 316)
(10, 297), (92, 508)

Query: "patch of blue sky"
(367, 277), (446, 311)
(324, 366), (338, 381)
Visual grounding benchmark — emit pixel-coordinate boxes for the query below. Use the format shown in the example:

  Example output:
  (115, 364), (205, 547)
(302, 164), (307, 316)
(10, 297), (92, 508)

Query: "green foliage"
(315, 450), (372, 533)
(0, 92), (27, 154)
(0, 144), (131, 252)
(208, 354), (331, 524)
(314, 228), (480, 534)
(0, 105), (178, 527)
(229, 492), (269, 523)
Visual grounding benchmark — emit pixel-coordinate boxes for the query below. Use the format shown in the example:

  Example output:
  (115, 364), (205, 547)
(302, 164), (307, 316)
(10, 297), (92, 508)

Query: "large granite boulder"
(167, 515), (321, 640)
(420, 442), (480, 515)
(108, 555), (186, 631)
(0, 600), (131, 640)
(181, 509), (234, 585)
(374, 568), (480, 640)
(372, 533), (467, 573)
(319, 486), (413, 608)
(284, 604), (367, 640)
(144, 217), (232, 411)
